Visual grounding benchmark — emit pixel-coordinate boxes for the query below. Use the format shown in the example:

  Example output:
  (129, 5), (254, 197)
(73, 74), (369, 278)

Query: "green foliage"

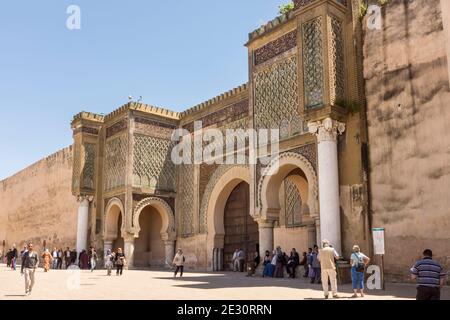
(335, 98), (362, 114)
(359, 1), (368, 19)
(279, 1), (294, 15)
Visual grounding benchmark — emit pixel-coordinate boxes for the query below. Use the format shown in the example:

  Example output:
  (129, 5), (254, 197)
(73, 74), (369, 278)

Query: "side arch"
(104, 197), (126, 241)
(133, 197), (176, 241)
(257, 152), (319, 221)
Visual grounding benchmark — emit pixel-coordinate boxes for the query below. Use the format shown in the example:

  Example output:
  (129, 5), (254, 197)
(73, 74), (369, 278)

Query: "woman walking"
(350, 245), (370, 298)
(115, 248), (126, 276)
(79, 250), (89, 270)
(42, 249), (53, 272)
(105, 250), (115, 276)
(172, 249), (185, 278)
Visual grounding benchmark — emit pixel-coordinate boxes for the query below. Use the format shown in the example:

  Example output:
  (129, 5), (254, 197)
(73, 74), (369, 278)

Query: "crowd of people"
(1, 241), (447, 300)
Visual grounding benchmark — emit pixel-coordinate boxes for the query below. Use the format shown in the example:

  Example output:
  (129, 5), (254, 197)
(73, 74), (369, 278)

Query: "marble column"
(164, 240), (175, 268)
(308, 118), (345, 254)
(76, 196), (93, 258)
(124, 236), (135, 269)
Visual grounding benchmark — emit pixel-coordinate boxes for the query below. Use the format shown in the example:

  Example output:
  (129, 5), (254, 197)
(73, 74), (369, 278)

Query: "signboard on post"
(373, 228), (385, 255)
(372, 228), (386, 290)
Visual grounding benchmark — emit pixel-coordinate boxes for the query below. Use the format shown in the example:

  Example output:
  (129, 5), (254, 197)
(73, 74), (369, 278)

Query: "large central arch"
(205, 165), (254, 271)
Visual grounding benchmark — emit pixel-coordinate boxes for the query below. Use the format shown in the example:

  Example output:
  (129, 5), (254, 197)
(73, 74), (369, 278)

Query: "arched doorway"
(132, 197), (176, 269)
(134, 206), (165, 267)
(257, 152), (319, 255)
(104, 198), (125, 253)
(205, 165), (259, 271)
(223, 181), (259, 271)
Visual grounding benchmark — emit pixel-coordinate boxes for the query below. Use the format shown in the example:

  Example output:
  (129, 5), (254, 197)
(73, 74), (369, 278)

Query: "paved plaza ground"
(1, 264), (449, 300)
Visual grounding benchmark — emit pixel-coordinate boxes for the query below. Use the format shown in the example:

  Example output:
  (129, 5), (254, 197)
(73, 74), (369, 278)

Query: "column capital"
(255, 218), (275, 228)
(308, 118), (346, 142)
(77, 195), (94, 203)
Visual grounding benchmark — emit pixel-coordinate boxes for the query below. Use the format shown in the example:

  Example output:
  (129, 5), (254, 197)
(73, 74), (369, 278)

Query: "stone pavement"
(1, 264), (449, 300)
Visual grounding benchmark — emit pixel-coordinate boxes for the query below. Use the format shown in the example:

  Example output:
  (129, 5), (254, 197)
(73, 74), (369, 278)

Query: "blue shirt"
(410, 257), (447, 288)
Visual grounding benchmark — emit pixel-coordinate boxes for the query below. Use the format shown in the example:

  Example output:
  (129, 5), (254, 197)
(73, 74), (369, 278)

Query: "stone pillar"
(76, 196), (93, 258)
(308, 118), (345, 254)
(257, 219), (274, 256)
(255, 219), (274, 275)
(164, 240), (175, 268)
(124, 236), (135, 269)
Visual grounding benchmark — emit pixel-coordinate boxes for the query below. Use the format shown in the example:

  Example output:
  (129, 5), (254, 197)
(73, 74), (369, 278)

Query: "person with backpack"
(173, 249), (185, 278)
(350, 245), (370, 298)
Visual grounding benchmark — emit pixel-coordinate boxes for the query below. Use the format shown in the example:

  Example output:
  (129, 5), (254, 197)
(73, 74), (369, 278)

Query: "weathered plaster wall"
(0, 146), (78, 253)
(274, 226), (308, 253)
(364, 0), (450, 281)
(176, 234), (207, 270)
(441, 0), (450, 79)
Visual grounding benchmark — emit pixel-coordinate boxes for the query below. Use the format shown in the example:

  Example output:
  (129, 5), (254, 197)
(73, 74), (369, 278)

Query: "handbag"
(354, 253), (365, 272)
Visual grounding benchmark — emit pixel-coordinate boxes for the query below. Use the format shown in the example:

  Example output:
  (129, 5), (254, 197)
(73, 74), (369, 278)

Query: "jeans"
(52, 259), (58, 269)
(351, 266), (364, 290)
(11, 258), (16, 270)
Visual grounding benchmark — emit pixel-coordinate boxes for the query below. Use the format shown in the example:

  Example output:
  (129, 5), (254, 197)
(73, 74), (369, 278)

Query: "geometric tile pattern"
(330, 16), (345, 103)
(133, 134), (176, 191)
(254, 56), (304, 136)
(303, 17), (324, 109)
(104, 134), (127, 191)
(284, 178), (302, 227)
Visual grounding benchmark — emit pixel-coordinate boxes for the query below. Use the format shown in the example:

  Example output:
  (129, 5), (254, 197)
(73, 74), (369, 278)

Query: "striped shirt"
(410, 257), (447, 288)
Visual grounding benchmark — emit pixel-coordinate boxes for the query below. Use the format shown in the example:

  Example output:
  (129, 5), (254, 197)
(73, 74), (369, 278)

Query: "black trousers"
(174, 266), (184, 277)
(416, 286), (441, 300)
(286, 263), (298, 278)
(116, 265), (124, 275)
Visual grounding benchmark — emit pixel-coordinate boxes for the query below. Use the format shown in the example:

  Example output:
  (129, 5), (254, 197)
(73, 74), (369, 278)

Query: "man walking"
(51, 248), (58, 269)
(21, 243), (39, 296)
(410, 249), (447, 300)
(318, 240), (340, 299)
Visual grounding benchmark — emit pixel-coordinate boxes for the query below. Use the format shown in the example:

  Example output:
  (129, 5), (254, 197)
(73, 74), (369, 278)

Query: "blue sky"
(0, 0), (283, 180)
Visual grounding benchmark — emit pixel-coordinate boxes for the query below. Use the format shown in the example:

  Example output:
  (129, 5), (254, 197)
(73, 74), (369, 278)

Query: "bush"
(279, 1), (294, 15)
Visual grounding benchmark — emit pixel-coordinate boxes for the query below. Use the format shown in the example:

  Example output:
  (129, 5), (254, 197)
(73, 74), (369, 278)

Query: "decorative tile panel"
(133, 134), (176, 191)
(82, 143), (96, 190)
(303, 17), (324, 109)
(284, 178), (302, 227)
(104, 134), (127, 191)
(106, 119), (128, 139)
(330, 16), (345, 103)
(178, 164), (195, 236)
(254, 56), (305, 135)
(254, 30), (297, 66)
